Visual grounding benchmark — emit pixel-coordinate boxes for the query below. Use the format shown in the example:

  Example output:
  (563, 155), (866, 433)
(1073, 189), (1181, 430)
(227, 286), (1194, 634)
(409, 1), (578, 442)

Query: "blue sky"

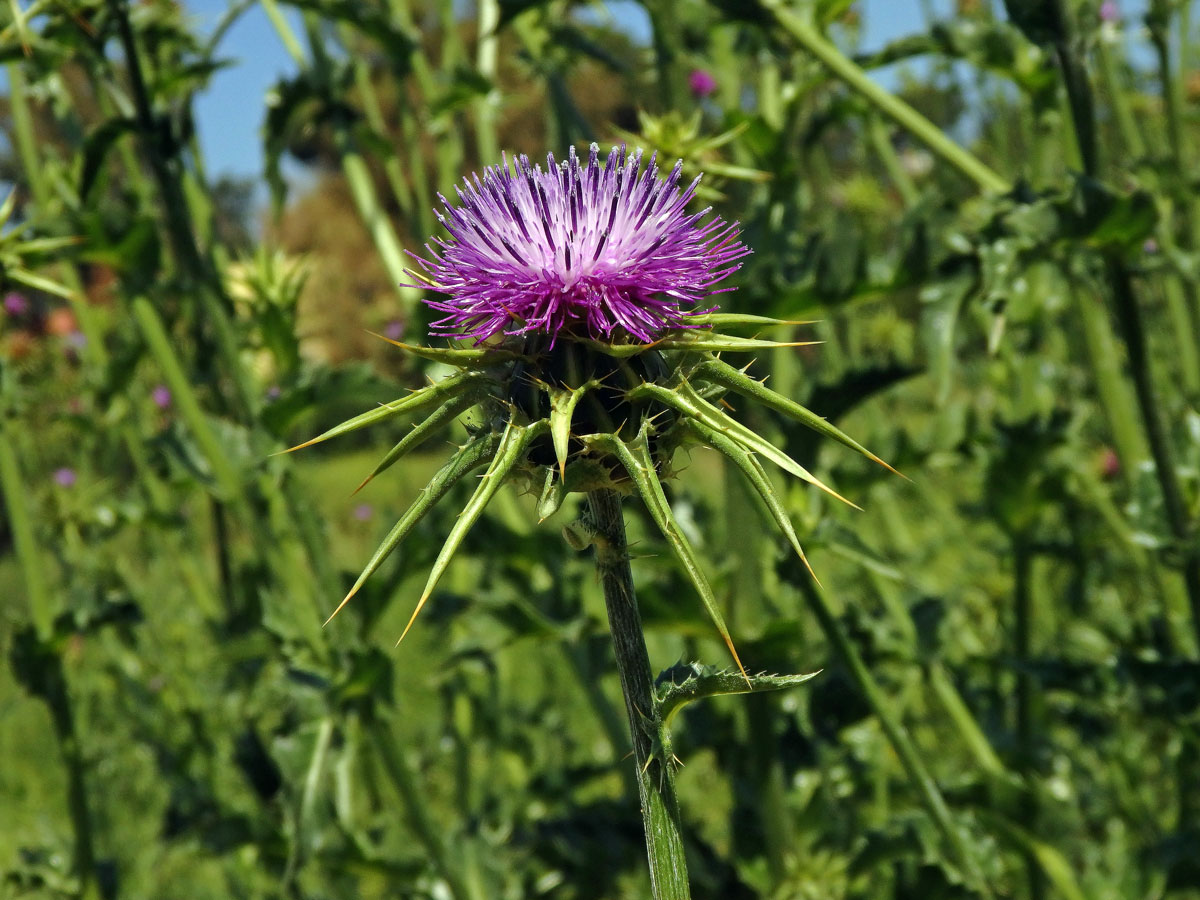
(184, 0), (972, 181)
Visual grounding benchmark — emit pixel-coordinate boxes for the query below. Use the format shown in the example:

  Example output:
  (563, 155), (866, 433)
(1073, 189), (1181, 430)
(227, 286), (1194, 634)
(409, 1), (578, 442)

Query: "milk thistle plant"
(294, 144), (892, 898)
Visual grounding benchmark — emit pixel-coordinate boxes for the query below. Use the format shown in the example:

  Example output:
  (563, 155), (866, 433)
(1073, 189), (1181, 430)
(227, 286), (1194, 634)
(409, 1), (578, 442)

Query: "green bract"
(291, 315), (896, 670)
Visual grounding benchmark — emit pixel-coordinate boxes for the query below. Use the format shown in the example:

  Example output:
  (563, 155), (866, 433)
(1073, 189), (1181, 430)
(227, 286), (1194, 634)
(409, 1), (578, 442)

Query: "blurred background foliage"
(1, 0), (1200, 897)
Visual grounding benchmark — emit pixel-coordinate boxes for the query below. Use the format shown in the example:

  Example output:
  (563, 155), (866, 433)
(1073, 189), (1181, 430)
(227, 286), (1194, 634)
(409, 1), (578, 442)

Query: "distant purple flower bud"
(266, 384), (282, 400)
(3, 293), (29, 316)
(353, 503), (373, 521)
(688, 69), (718, 98)
(408, 145), (750, 345)
(65, 331), (87, 350)
(1143, 238), (1158, 254)
(54, 467), (77, 488)
(1100, 447), (1120, 479)
(1100, 1), (1119, 22)
(384, 318), (405, 341)
(152, 384), (172, 409)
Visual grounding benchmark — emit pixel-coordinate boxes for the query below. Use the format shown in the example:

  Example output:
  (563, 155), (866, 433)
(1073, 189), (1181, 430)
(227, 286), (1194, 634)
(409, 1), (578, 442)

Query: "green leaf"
(283, 370), (486, 453)
(352, 389), (485, 495)
(325, 430), (503, 624)
(400, 418), (549, 642)
(690, 358), (900, 475)
(586, 429), (747, 678)
(656, 662), (819, 727)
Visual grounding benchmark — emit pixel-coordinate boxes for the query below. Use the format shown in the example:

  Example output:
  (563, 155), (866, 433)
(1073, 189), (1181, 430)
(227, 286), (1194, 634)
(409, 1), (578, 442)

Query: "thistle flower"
(296, 146), (895, 672)
(688, 69), (718, 98)
(3, 292), (29, 317)
(152, 384), (172, 410)
(408, 144), (749, 345)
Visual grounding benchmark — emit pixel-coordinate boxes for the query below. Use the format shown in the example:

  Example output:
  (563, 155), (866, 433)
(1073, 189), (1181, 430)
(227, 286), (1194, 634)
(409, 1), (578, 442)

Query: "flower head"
(688, 69), (718, 98)
(152, 384), (172, 409)
(3, 292), (29, 317)
(54, 467), (77, 488)
(383, 318), (405, 341)
(409, 144), (749, 345)
(1099, 0), (1119, 22)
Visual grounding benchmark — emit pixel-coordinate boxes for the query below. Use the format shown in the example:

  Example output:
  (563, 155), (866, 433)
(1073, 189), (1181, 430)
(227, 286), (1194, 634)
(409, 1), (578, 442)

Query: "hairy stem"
(586, 490), (691, 900)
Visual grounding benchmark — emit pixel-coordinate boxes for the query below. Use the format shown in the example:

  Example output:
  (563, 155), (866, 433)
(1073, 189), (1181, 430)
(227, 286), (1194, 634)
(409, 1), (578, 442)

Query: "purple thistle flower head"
(3, 293), (29, 317)
(1099, 0), (1119, 22)
(54, 467), (77, 488)
(383, 318), (405, 341)
(409, 144), (750, 345)
(688, 69), (718, 98)
(152, 384), (172, 409)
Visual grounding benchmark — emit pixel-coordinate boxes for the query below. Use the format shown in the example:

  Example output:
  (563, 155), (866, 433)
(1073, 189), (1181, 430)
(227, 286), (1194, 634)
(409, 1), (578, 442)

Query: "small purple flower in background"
(1143, 238), (1159, 254)
(65, 331), (87, 351)
(383, 318), (405, 341)
(409, 144), (749, 345)
(266, 384), (282, 401)
(353, 503), (373, 521)
(3, 293), (29, 317)
(152, 384), (172, 410)
(1100, 0), (1119, 22)
(54, 467), (77, 488)
(1100, 447), (1121, 479)
(688, 68), (718, 98)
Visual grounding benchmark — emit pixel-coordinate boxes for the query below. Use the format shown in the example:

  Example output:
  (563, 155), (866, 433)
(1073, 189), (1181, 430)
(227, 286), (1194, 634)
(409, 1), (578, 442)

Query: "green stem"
(644, 0), (682, 109)
(44, 651), (100, 900)
(131, 297), (243, 499)
(348, 39), (415, 215)
(795, 578), (992, 894)
(110, 0), (257, 421)
(1094, 39), (1145, 160)
(0, 432), (54, 637)
(282, 716), (334, 892)
(760, 0), (1009, 194)
(262, 3), (421, 311)
(1070, 281), (1148, 481)
(586, 490), (691, 900)
(1012, 540), (1045, 900)
(867, 114), (920, 207)
(1106, 259), (1200, 652)
(0, 441), (97, 898)
(5, 62), (108, 370)
(369, 718), (473, 900)
(1149, 0), (1189, 182)
(1048, 0), (1200, 652)
(474, 0), (500, 164)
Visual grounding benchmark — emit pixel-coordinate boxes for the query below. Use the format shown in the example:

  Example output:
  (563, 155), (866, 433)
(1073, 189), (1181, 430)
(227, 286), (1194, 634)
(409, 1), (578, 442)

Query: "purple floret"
(407, 144), (750, 345)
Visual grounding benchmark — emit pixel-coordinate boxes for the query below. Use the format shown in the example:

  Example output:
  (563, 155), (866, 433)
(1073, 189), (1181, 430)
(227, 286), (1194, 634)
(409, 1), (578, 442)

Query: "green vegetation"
(2, 0), (1199, 897)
